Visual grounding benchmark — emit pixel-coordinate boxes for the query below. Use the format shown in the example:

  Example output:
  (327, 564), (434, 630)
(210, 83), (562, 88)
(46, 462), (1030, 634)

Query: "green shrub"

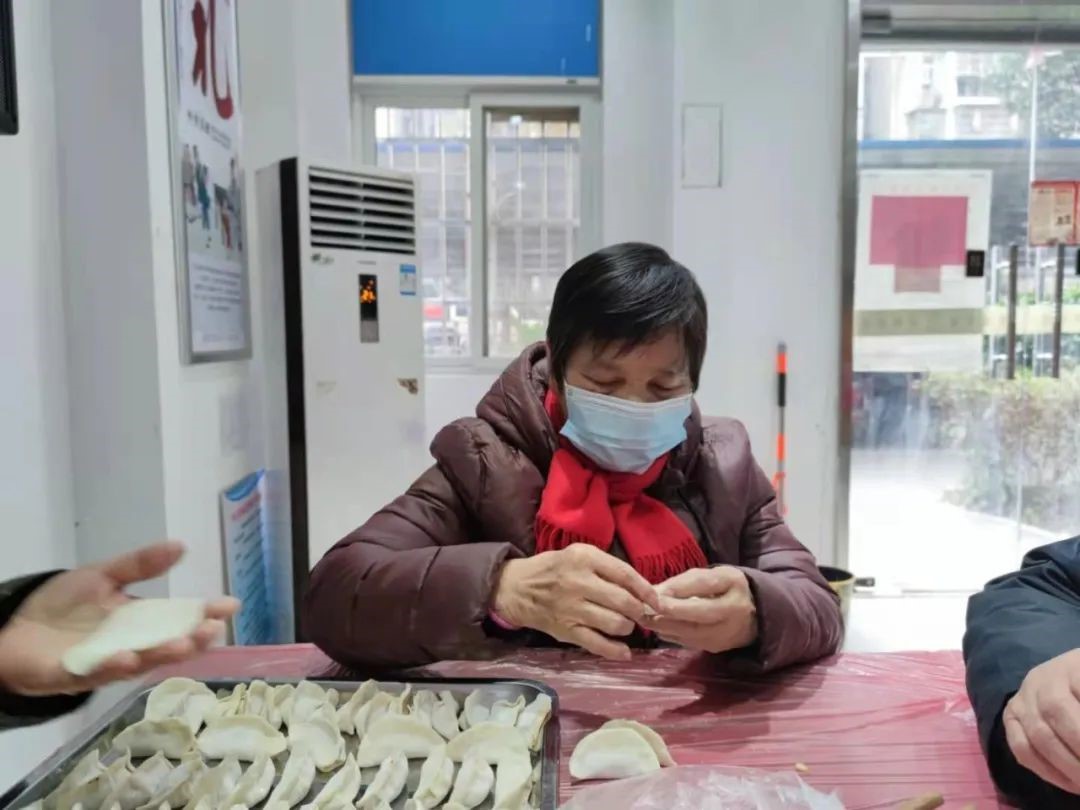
(923, 370), (1080, 532)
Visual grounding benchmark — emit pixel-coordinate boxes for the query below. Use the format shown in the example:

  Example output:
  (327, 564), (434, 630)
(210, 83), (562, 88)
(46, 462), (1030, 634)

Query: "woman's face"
(561, 330), (693, 404)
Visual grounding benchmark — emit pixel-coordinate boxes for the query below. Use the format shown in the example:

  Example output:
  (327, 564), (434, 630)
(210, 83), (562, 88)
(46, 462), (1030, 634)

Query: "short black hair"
(546, 242), (708, 390)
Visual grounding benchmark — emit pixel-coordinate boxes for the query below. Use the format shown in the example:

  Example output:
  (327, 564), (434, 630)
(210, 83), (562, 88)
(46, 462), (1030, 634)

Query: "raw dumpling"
(405, 743), (454, 809)
(446, 750), (494, 809)
(264, 749), (316, 810)
(223, 754), (276, 807)
(409, 690), (438, 727)
(145, 678), (218, 733)
(492, 754), (532, 810)
(335, 679), (378, 734)
(282, 681), (335, 727)
(61, 598), (206, 676)
(431, 691), (461, 741)
(600, 719), (675, 767)
(354, 751), (408, 809)
(102, 752), (172, 810)
(59, 752), (131, 810)
(242, 680), (284, 729)
(113, 718), (197, 759)
(460, 689), (492, 730)
(197, 716), (287, 761)
(353, 691), (393, 737)
(288, 711), (346, 771)
(44, 748), (105, 809)
(515, 694), (553, 752)
(569, 727), (661, 781)
(134, 752), (206, 810)
(302, 753), (361, 809)
(210, 684), (248, 720)
(183, 756), (242, 810)
(354, 714), (443, 767)
(445, 721), (529, 765)
(488, 696), (526, 727)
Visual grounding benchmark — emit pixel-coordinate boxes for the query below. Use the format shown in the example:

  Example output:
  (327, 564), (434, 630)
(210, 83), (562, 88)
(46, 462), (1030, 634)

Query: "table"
(158, 646), (1008, 809)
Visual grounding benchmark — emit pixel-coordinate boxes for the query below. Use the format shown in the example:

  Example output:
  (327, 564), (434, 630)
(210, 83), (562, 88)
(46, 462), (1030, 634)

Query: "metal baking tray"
(0, 677), (559, 810)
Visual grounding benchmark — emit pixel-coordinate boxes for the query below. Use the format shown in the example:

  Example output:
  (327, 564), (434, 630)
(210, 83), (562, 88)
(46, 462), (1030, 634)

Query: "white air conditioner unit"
(256, 159), (427, 638)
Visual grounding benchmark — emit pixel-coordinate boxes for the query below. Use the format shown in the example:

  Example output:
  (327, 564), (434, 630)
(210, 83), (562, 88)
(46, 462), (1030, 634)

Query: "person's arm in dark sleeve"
(964, 538), (1080, 808)
(0, 573), (91, 731)
(304, 423), (526, 670)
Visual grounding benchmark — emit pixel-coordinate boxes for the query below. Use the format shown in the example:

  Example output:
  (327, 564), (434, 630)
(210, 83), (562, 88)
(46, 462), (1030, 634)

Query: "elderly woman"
(306, 243), (842, 670)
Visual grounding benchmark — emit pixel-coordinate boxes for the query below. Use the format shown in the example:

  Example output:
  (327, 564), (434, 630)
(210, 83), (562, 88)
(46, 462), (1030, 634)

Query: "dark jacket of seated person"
(305, 243), (843, 672)
(965, 537), (1080, 808)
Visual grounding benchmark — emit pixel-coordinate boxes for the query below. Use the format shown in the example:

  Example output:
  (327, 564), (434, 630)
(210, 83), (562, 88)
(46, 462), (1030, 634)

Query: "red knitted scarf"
(535, 390), (708, 585)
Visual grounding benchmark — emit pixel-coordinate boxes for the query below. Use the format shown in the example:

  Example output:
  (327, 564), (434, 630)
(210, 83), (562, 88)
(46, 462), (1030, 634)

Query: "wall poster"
(171, 0), (251, 362)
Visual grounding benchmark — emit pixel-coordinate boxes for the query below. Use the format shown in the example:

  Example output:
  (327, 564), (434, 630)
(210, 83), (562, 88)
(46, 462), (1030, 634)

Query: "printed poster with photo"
(173, 0), (250, 361)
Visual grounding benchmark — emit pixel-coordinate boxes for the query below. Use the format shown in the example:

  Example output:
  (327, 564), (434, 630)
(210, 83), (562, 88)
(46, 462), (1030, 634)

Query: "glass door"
(849, 41), (1080, 591)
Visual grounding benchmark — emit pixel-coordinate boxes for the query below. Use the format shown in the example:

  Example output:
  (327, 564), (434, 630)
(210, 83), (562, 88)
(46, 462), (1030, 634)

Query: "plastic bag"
(559, 765), (845, 810)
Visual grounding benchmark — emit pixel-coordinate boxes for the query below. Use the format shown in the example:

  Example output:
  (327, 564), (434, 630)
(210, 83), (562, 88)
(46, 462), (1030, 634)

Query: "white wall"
(601, 0), (674, 251)
(671, 0), (845, 561)
(0, 0), (81, 786)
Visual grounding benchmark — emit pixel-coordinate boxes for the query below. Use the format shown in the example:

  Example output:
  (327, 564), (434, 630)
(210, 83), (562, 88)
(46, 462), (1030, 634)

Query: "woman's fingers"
(566, 626), (632, 662)
(203, 597), (240, 621)
(99, 542), (186, 587)
(585, 577), (649, 622)
(575, 602), (635, 638)
(581, 547), (660, 612)
(190, 619), (228, 650)
(657, 566), (744, 600)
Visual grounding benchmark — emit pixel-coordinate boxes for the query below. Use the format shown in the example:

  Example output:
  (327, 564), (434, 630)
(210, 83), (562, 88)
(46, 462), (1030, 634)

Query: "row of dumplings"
(33, 679), (550, 810)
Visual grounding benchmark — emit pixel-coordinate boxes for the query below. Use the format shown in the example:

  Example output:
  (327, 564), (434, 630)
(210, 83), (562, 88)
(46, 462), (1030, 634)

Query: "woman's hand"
(492, 544), (661, 661)
(641, 566), (758, 654)
(0, 542), (239, 697)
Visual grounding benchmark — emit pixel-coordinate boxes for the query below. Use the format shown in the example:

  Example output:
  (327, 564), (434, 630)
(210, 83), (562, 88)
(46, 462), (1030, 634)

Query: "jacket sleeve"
(0, 572), (91, 731)
(730, 453), (843, 672)
(304, 458), (524, 671)
(963, 538), (1080, 808)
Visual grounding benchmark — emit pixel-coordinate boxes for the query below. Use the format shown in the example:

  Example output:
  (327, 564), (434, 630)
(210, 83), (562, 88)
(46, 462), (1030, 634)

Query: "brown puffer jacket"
(305, 344), (842, 671)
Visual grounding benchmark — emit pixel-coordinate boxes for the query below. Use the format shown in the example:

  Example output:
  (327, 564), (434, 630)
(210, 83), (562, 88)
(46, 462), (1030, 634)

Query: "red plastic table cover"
(157, 646), (1009, 809)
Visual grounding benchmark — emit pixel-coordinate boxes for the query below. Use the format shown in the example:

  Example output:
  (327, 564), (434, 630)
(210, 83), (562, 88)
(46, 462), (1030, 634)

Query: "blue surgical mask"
(560, 385), (693, 474)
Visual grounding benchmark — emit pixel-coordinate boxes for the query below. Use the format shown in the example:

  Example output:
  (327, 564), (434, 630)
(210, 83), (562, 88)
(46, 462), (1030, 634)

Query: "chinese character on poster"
(175, 0), (250, 359)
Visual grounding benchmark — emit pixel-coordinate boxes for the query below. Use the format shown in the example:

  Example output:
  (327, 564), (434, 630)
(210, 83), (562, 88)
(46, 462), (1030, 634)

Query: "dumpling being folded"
(145, 678), (217, 733)
(405, 743), (454, 809)
(568, 727), (661, 781)
(300, 753), (361, 809)
(113, 718), (197, 759)
(354, 714), (443, 767)
(222, 754), (276, 807)
(197, 716), (287, 761)
(354, 751), (408, 809)
(445, 722), (529, 765)
(60, 598), (206, 676)
(599, 719), (675, 767)
(263, 749), (316, 810)
(446, 750), (494, 809)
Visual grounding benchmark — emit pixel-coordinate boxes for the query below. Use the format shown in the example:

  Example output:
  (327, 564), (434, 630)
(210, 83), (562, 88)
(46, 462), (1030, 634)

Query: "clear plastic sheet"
(560, 766), (844, 810)
(155, 646), (1009, 808)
